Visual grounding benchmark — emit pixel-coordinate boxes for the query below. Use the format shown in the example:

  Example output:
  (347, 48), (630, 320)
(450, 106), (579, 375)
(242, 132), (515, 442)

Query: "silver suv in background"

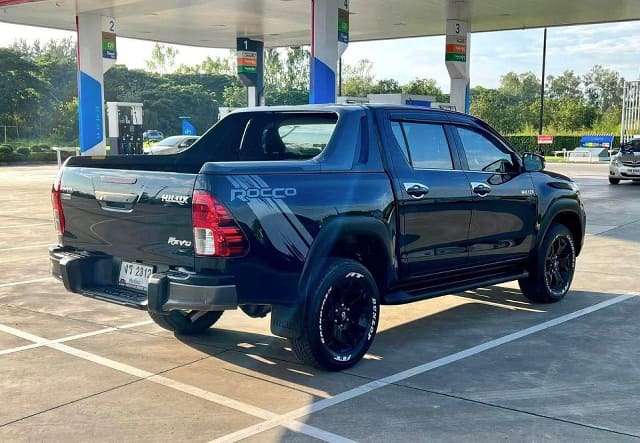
(610, 139), (640, 184)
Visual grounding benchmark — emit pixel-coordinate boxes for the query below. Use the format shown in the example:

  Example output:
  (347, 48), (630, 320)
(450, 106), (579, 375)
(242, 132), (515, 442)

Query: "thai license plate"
(631, 168), (640, 174)
(118, 261), (154, 291)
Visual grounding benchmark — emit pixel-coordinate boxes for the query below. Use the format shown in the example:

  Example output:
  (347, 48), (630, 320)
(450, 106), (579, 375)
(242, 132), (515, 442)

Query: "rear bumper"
(50, 246), (238, 313)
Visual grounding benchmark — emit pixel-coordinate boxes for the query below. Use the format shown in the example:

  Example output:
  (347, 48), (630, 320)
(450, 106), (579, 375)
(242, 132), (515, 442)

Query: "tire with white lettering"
(290, 259), (380, 371)
(519, 223), (576, 303)
(148, 310), (223, 335)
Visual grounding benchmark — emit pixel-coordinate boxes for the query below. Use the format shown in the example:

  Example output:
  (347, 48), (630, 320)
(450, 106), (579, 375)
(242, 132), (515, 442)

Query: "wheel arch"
(271, 217), (395, 341)
(539, 199), (585, 256)
(298, 216), (396, 298)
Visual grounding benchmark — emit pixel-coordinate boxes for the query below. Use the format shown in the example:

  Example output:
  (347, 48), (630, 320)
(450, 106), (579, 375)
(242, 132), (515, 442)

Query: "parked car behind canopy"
(144, 136), (199, 155)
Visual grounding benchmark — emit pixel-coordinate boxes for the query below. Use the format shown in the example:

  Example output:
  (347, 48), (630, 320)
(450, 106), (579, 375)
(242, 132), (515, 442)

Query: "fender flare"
(298, 216), (396, 297)
(270, 216), (396, 339)
(537, 197), (585, 255)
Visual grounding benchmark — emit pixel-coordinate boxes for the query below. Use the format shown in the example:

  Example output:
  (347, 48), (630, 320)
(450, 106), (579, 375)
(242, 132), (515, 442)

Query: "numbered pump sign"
(445, 20), (467, 64)
(237, 38), (263, 87)
(102, 17), (117, 60)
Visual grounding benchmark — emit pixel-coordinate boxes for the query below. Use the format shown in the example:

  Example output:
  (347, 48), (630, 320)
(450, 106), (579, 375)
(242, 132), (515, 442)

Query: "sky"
(1, 20), (639, 91)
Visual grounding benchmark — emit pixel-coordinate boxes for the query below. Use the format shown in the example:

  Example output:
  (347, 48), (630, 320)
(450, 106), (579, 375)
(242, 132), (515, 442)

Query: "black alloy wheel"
(519, 223), (576, 303)
(319, 271), (375, 358)
(291, 259), (380, 371)
(544, 234), (574, 296)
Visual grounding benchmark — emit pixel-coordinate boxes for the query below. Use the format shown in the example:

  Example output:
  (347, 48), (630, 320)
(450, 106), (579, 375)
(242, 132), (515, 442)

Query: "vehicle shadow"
(174, 286), (617, 397)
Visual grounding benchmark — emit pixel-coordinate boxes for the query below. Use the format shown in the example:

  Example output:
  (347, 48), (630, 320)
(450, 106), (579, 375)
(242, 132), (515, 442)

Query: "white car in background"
(144, 136), (199, 155)
(609, 138), (640, 184)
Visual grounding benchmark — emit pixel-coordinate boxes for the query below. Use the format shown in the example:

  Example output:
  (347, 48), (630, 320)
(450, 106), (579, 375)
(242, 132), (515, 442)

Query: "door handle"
(471, 182), (492, 197)
(404, 183), (430, 199)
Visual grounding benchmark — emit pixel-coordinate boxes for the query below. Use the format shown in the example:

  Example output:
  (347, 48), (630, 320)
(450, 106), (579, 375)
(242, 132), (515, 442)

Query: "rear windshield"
(182, 112), (338, 162)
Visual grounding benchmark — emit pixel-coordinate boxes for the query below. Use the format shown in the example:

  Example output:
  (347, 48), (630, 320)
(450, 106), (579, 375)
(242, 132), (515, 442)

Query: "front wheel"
(290, 259), (380, 371)
(519, 223), (576, 303)
(609, 177), (620, 185)
(149, 310), (223, 334)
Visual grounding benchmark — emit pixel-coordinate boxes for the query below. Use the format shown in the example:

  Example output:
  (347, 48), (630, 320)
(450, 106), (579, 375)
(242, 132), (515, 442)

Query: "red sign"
(0, 0), (44, 5)
(537, 134), (554, 145)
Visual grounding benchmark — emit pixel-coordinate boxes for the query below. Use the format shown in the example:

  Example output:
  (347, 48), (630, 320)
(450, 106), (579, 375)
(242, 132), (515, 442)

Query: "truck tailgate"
(60, 167), (197, 268)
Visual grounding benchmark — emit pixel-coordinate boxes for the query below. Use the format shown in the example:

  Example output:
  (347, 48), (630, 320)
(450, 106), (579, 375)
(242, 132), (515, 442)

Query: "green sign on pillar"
(237, 38), (263, 87)
(445, 20), (467, 64)
(338, 0), (349, 44)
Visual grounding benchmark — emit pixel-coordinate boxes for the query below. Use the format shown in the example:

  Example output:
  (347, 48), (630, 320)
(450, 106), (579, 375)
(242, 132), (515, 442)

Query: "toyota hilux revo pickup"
(50, 105), (585, 370)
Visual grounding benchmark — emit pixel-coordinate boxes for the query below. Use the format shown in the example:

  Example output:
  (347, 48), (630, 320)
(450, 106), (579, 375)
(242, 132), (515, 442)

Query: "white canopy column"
(76, 13), (116, 155)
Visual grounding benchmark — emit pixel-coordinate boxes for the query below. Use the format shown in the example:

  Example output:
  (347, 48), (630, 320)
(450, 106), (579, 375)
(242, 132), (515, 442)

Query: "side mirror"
(523, 152), (545, 172)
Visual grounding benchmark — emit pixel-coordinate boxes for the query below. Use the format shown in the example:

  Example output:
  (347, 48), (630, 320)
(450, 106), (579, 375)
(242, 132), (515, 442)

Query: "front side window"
(390, 121), (453, 170)
(456, 127), (516, 173)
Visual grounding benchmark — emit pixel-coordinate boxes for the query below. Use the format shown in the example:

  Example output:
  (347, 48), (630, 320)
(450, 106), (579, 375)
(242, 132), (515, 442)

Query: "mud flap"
(270, 303), (305, 339)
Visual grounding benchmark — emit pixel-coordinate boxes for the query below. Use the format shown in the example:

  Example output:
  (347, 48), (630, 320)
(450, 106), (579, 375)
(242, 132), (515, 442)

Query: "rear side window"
(391, 121), (453, 170)
(184, 112), (338, 162)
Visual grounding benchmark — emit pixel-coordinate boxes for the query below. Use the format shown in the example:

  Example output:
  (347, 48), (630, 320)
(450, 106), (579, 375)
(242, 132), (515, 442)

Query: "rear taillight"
(192, 190), (247, 257)
(51, 172), (65, 235)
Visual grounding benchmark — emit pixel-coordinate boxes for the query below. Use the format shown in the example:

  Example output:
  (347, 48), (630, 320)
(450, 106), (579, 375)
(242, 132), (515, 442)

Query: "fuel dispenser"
(106, 102), (144, 155)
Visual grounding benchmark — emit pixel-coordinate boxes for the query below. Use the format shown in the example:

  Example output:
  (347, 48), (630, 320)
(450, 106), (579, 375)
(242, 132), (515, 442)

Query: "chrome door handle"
(404, 183), (430, 199)
(471, 182), (492, 196)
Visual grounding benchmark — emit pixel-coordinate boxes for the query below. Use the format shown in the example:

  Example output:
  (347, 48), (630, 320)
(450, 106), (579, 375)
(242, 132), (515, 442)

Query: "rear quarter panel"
(195, 172), (396, 305)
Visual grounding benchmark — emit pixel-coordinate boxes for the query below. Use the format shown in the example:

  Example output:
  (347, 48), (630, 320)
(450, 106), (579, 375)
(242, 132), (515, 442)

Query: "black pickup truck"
(50, 105), (585, 370)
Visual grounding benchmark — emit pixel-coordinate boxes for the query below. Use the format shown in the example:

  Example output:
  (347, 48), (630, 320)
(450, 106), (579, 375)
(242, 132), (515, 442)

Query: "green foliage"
(547, 70), (583, 101)
(223, 85), (248, 108)
(145, 43), (179, 74)
(0, 37), (632, 148)
(16, 147), (30, 157)
(402, 78), (446, 101)
(262, 47), (310, 105)
(0, 145), (13, 154)
(0, 151), (24, 162)
(28, 152), (57, 162)
(342, 59), (374, 97)
(370, 78), (401, 94)
(583, 65), (624, 112)
(105, 65), (232, 136)
(30, 144), (46, 152)
(176, 51), (236, 76)
(503, 135), (619, 156)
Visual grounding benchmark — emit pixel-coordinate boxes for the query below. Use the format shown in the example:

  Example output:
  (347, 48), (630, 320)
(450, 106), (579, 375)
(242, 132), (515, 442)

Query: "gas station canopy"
(2, 0), (640, 48)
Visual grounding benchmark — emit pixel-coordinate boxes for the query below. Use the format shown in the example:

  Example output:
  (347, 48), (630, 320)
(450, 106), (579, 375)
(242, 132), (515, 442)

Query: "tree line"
(340, 59), (625, 135)
(0, 39), (628, 145)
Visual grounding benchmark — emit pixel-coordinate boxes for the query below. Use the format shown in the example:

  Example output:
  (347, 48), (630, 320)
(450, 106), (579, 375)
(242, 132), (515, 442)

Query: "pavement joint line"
(0, 243), (51, 252)
(0, 322), (355, 443)
(0, 277), (55, 288)
(0, 320), (153, 357)
(391, 383), (640, 439)
(0, 355), (212, 429)
(0, 223), (51, 229)
(594, 219), (640, 236)
(210, 294), (634, 443)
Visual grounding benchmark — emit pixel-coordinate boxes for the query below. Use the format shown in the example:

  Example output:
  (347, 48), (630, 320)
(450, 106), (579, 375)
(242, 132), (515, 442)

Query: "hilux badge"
(161, 194), (189, 205)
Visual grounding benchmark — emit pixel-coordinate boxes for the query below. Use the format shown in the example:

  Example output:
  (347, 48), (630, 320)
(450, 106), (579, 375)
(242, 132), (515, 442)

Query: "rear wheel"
(519, 223), (576, 303)
(290, 259), (380, 371)
(609, 177), (620, 185)
(148, 310), (223, 334)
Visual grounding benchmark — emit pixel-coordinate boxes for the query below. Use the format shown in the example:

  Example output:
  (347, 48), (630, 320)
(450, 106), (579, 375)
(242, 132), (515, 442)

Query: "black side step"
(384, 271), (529, 305)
